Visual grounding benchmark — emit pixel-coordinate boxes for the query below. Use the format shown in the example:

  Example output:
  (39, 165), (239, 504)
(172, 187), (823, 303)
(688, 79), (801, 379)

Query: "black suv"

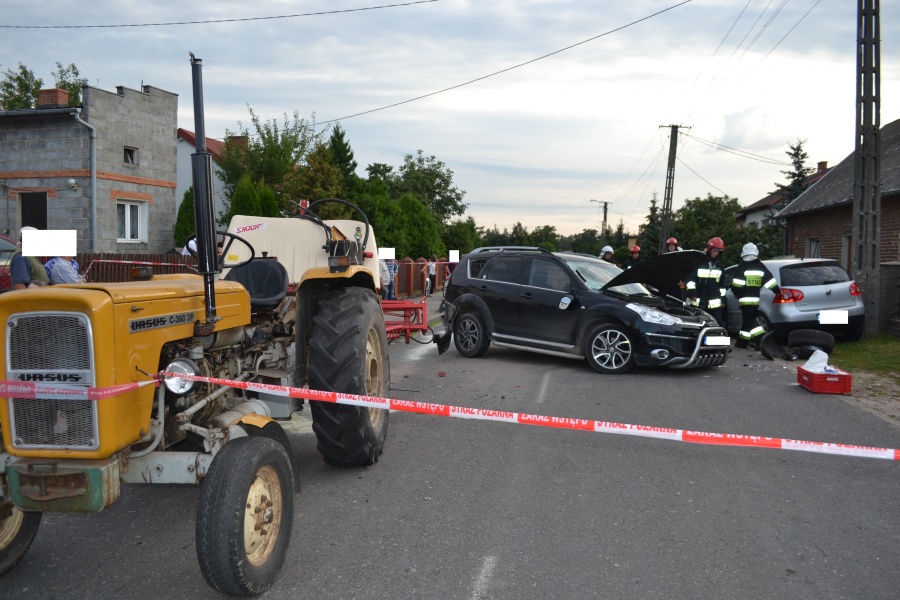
(433, 248), (730, 374)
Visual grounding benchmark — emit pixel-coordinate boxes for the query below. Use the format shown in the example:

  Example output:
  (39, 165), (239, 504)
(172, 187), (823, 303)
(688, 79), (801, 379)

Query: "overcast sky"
(2, 0), (898, 237)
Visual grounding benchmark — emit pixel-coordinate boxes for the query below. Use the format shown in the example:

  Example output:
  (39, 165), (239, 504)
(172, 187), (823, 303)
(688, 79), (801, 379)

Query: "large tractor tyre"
(788, 329), (836, 354)
(585, 324), (636, 374)
(453, 312), (490, 358)
(0, 504), (41, 575)
(196, 436), (294, 596)
(308, 287), (390, 467)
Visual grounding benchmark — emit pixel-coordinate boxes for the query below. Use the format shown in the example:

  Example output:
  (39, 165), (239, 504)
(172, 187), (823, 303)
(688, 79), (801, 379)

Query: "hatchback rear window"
(779, 263), (850, 286)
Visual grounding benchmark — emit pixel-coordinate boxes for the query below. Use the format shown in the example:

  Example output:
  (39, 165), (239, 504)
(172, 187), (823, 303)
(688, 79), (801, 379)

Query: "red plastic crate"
(797, 366), (852, 395)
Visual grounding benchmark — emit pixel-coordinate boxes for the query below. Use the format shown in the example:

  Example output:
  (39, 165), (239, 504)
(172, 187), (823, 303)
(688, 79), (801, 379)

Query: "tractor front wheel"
(0, 502), (41, 575)
(196, 436), (294, 596)
(308, 287), (390, 467)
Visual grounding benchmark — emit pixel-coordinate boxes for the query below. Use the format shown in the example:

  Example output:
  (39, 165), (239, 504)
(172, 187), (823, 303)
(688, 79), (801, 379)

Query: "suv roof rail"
(469, 246), (551, 254)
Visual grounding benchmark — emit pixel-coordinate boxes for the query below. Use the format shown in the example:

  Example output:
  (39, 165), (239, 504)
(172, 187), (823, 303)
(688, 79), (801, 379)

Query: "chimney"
(817, 161), (828, 173)
(38, 88), (70, 109)
(227, 135), (248, 150)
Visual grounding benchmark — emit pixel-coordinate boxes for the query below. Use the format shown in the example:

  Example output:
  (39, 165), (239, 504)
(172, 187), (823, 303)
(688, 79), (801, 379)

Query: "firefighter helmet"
(629, 245), (641, 253)
(666, 237), (678, 245)
(601, 245), (614, 255)
(705, 237), (725, 252)
(741, 242), (759, 261)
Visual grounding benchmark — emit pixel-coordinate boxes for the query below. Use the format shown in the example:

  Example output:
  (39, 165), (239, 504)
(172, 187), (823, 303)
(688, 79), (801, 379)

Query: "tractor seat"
(224, 258), (289, 311)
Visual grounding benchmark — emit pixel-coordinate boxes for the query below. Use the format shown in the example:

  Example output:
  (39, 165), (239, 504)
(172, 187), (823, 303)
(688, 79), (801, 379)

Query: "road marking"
(536, 371), (551, 403)
(470, 556), (497, 600)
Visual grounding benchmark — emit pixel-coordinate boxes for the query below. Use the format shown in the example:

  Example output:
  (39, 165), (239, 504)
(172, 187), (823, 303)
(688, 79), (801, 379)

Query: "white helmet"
(601, 245), (614, 255)
(741, 242), (759, 261)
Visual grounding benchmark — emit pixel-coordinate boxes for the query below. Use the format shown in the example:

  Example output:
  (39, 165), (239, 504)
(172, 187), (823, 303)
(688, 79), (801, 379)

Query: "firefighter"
(666, 237), (679, 253)
(600, 245), (615, 264)
(622, 245), (643, 269)
(686, 237), (726, 326)
(731, 242), (780, 349)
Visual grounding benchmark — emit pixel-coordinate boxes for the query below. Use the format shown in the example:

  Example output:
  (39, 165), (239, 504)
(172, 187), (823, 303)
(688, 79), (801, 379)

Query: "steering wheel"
(305, 198), (371, 251)
(185, 231), (255, 269)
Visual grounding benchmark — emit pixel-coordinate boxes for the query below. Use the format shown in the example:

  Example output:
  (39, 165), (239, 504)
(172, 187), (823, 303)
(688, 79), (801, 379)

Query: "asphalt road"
(4, 311), (899, 599)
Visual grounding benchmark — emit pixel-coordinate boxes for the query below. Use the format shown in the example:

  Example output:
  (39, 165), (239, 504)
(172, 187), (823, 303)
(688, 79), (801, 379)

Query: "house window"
(805, 238), (820, 258)
(116, 200), (146, 242)
(124, 146), (138, 165)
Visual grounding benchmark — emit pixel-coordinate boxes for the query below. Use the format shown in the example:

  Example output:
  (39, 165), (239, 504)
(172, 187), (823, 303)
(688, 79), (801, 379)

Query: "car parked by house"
(433, 248), (731, 374)
(0, 234), (18, 292)
(724, 257), (865, 341)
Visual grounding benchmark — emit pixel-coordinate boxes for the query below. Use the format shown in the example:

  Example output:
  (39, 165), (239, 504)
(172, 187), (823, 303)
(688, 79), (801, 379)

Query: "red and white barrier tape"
(0, 379), (157, 401)
(156, 372), (898, 462)
(4, 374), (896, 462)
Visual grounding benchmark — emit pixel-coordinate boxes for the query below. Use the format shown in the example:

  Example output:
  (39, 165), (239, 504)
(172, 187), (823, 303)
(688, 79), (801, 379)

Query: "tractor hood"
(602, 250), (706, 293)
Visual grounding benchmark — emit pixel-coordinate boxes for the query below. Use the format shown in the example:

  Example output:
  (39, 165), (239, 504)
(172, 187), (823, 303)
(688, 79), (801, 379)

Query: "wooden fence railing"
(73, 253), (449, 298)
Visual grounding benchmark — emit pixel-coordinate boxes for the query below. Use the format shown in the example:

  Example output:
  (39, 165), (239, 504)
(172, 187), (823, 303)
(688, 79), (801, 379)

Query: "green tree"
(441, 217), (481, 254)
(174, 187), (196, 247)
(671, 194), (747, 264)
(559, 228), (600, 255)
(397, 193), (444, 258)
(217, 106), (317, 220)
(52, 62), (87, 106)
(287, 143), (347, 219)
(224, 174), (262, 222)
(773, 138), (814, 213)
(257, 181), (280, 217)
(0, 63), (43, 109)
(365, 162), (394, 182)
(531, 225), (558, 251)
(328, 123), (358, 182)
(638, 193), (662, 259)
(395, 150), (467, 223)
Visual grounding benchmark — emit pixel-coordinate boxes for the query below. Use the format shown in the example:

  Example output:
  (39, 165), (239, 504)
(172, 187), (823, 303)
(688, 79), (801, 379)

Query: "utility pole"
(852, 0), (881, 337)
(658, 124), (689, 255)
(589, 199), (612, 248)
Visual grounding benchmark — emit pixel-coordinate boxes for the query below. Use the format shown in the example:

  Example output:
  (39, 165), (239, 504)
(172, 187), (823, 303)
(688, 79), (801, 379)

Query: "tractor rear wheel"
(308, 287), (390, 467)
(196, 436), (294, 595)
(0, 503), (41, 575)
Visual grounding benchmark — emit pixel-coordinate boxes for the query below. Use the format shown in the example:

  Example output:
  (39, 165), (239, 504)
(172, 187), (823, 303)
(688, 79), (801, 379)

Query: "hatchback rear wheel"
(585, 324), (635, 374)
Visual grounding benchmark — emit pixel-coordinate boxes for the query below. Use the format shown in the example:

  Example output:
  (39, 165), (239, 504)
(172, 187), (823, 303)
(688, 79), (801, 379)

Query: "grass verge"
(830, 334), (900, 379)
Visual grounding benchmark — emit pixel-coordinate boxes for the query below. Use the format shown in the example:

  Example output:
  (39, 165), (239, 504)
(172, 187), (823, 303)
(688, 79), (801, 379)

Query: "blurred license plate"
(818, 310), (848, 325)
(705, 336), (730, 346)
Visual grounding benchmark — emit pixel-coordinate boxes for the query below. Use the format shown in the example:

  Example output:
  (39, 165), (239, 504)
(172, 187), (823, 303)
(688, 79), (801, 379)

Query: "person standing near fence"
(386, 258), (398, 300)
(422, 256), (437, 296)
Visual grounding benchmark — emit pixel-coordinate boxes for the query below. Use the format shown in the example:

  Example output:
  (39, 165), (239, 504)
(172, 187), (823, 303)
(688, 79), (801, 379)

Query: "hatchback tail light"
(849, 282), (862, 296)
(773, 288), (804, 303)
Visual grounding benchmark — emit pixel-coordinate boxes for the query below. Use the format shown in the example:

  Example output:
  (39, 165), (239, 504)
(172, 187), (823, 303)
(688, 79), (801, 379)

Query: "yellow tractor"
(0, 56), (390, 595)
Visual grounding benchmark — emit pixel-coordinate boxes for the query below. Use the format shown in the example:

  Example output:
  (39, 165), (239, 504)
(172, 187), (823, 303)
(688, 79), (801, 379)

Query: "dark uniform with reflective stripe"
(730, 259), (779, 347)
(686, 257), (726, 326)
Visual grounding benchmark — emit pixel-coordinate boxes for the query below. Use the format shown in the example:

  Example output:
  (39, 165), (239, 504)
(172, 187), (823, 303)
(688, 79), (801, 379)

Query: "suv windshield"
(560, 256), (650, 295)
(780, 262), (851, 286)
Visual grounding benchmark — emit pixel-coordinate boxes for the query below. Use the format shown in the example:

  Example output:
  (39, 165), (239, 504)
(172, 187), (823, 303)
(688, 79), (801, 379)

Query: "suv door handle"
(522, 292), (533, 300)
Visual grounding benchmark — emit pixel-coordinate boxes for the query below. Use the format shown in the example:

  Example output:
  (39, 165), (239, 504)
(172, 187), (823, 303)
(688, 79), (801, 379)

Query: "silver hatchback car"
(724, 258), (865, 341)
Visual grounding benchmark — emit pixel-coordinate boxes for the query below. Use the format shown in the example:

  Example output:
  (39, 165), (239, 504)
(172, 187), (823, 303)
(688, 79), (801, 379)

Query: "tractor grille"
(6, 312), (98, 450)
(9, 314), (92, 370)
(11, 398), (96, 448)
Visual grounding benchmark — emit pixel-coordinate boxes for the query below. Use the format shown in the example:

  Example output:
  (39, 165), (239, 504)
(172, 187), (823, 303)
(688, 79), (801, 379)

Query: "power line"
(676, 157), (729, 197)
(0, 0), (440, 29)
(681, 132), (789, 165)
(317, 0), (694, 126)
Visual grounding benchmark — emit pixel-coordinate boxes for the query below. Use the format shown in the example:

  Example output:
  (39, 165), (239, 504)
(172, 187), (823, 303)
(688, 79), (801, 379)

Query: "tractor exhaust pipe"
(189, 53), (219, 328)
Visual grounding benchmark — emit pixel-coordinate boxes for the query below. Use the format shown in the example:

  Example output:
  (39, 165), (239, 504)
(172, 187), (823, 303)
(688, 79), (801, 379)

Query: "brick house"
(735, 161), (830, 228)
(776, 117), (900, 333)
(175, 128), (228, 223)
(0, 85), (178, 252)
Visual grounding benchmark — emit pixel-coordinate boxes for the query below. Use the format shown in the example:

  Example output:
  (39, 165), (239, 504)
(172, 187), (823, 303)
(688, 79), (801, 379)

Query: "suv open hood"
(602, 250), (706, 293)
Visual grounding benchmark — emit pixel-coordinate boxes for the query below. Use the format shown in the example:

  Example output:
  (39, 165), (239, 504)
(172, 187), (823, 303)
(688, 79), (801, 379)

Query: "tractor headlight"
(163, 358), (200, 395)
